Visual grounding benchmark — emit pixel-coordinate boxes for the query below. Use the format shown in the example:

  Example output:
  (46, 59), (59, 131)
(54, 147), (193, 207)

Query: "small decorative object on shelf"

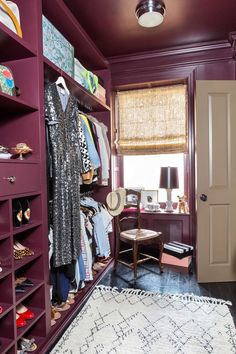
(0, 144), (12, 159)
(10, 142), (32, 160)
(177, 195), (189, 213)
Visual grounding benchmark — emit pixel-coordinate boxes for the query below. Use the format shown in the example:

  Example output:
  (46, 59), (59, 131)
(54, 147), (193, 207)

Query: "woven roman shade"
(116, 84), (188, 155)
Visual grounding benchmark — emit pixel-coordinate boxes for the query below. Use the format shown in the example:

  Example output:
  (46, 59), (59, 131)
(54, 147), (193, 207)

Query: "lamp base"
(164, 189), (174, 212)
(164, 200), (174, 213)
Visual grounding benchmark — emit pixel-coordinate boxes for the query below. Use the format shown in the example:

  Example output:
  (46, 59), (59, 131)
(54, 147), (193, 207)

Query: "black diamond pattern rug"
(50, 286), (236, 353)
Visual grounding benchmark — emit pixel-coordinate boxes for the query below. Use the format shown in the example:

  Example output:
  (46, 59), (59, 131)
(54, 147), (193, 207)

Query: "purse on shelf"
(0, 0), (22, 38)
(0, 65), (20, 96)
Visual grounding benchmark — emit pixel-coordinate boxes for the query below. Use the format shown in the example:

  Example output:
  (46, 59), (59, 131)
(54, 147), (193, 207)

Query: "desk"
(140, 210), (190, 245)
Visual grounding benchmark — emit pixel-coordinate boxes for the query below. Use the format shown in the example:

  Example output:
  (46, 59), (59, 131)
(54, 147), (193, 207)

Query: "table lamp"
(159, 166), (179, 212)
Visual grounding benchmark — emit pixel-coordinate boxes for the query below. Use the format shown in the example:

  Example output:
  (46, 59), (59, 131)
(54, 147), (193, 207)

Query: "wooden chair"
(114, 189), (164, 281)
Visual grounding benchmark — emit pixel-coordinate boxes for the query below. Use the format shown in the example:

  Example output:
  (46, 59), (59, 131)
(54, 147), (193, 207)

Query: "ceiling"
(64, 0), (236, 59)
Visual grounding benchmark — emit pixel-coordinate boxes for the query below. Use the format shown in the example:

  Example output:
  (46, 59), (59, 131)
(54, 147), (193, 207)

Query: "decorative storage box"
(74, 58), (87, 88)
(74, 57), (98, 94)
(42, 15), (74, 77)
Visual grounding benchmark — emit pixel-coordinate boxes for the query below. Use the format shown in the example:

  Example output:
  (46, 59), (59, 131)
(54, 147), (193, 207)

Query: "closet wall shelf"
(14, 253), (42, 272)
(0, 92), (38, 115)
(0, 337), (13, 354)
(42, 0), (108, 70)
(44, 57), (111, 113)
(13, 221), (42, 235)
(16, 308), (45, 340)
(0, 23), (37, 61)
(15, 281), (45, 306)
(0, 303), (13, 319)
(0, 269), (12, 281)
(0, 233), (11, 241)
(0, 159), (40, 165)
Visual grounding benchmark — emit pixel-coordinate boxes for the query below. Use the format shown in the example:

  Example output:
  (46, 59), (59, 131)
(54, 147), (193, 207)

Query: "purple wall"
(109, 42), (236, 246)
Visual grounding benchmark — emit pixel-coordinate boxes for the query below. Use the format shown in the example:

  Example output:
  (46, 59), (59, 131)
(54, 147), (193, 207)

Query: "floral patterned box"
(42, 16), (74, 77)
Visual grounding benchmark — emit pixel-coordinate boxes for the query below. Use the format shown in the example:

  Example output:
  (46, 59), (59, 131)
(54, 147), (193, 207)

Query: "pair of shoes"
(16, 304), (35, 327)
(15, 277), (34, 293)
(97, 256), (111, 264)
(13, 241), (34, 260)
(92, 262), (106, 272)
(19, 337), (37, 352)
(16, 313), (26, 328)
(52, 302), (70, 312)
(13, 198), (30, 227)
(51, 307), (61, 321)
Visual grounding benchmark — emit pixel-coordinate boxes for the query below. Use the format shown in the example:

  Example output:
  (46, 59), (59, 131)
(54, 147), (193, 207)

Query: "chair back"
(115, 189), (141, 235)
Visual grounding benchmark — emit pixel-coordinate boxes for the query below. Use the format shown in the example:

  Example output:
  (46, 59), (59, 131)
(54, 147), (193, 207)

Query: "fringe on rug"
(95, 285), (232, 306)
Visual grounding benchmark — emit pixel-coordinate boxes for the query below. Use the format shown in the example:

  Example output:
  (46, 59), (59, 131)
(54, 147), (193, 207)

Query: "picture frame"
(141, 190), (158, 208)
(125, 187), (144, 204)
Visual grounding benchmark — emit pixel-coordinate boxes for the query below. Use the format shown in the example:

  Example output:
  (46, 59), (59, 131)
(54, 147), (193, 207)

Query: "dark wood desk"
(140, 210), (191, 245)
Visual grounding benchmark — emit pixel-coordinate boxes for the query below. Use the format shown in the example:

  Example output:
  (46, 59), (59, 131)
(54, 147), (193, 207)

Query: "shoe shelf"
(13, 221), (42, 235)
(44, 57), (111, 113)
(0, 274), (14, 318)
(15, 280), (44, 306)
(14, 253), (43, 273)
(16, 307), (45, 340)
(0, 268), (12, 281)
(0, 336), (15, 354)
(16, 285), (46, 340)
(0, 200), (10, 237)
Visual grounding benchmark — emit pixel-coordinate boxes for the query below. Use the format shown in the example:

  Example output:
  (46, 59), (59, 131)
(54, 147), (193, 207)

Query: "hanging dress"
(45, 82), (83, 267)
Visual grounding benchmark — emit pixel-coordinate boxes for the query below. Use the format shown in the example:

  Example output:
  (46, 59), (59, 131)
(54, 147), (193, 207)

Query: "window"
(116, 84), (188, 155)
(123, 153), (185, 202)
(116, 83), (189, 204)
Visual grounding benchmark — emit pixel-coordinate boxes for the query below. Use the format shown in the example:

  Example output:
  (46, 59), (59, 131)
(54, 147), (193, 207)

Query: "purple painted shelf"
(0, 23), (37, 61)
(44, 57), (110, 113)
(0, 92), (38, 115)
(42, 0), (108, 70)
(13, 221), (42, 235)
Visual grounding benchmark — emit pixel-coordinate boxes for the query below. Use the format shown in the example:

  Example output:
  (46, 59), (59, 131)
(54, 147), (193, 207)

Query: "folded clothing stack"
(0, 144), (12, 159)
(163, 241), (194, 259)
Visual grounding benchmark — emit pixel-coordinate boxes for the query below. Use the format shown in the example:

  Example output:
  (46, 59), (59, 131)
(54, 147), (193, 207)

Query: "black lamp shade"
(159, 167), (179, 189)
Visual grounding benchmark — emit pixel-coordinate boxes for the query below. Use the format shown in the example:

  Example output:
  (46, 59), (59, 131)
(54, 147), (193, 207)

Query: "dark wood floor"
(99, 261), (236, 325)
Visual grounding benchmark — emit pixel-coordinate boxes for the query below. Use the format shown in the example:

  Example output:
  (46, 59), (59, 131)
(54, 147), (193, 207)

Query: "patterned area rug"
(50, 286), (236, 354)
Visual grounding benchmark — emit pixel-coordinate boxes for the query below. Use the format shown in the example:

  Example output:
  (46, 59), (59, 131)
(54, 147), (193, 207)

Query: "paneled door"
(196, 80), (236, 282)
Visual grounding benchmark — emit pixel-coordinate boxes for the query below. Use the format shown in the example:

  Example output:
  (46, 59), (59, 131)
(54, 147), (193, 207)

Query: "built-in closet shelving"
(0, 0), (112, 353)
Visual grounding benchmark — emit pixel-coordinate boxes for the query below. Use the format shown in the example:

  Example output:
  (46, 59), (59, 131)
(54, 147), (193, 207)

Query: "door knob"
(200, 194), (207, 202)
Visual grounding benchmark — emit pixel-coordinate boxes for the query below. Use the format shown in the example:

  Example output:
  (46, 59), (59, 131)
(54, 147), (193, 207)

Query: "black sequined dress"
(45, 83), (87, 267)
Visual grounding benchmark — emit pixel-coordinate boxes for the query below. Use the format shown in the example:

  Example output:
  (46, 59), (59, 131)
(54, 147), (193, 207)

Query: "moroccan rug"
(50, 286), (236, 354)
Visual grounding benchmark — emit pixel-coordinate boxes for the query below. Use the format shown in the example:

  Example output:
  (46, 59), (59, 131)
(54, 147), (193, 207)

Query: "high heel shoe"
(16, 313), (26, 328)
(16, 304), (35, 320)
(14, 241), (34, 256)
(13, 200), (23, 228)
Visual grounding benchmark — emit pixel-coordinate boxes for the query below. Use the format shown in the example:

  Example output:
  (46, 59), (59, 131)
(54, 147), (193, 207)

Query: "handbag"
(0, 0), (22, 38)
(0, 64), (15, 95)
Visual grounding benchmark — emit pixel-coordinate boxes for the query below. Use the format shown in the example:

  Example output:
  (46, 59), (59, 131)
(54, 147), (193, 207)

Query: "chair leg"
(157, 238), (164, 273)
(114, 235), (120, 270)
(133, 242), (138, 281)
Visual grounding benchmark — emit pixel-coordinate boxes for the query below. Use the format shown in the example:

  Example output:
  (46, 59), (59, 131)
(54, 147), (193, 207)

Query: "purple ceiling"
(64, 0), (236, 59)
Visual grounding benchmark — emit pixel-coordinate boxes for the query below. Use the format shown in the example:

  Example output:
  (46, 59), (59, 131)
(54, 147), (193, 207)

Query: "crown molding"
(108, 39), (231, 64)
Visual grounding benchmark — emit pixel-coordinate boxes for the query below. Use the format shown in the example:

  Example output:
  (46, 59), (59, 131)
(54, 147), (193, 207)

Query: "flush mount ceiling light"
(135, 0), (166, 28)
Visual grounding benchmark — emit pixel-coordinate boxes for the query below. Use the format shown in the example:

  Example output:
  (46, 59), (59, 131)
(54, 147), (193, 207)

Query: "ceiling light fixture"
(135, 0), (166, 28)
